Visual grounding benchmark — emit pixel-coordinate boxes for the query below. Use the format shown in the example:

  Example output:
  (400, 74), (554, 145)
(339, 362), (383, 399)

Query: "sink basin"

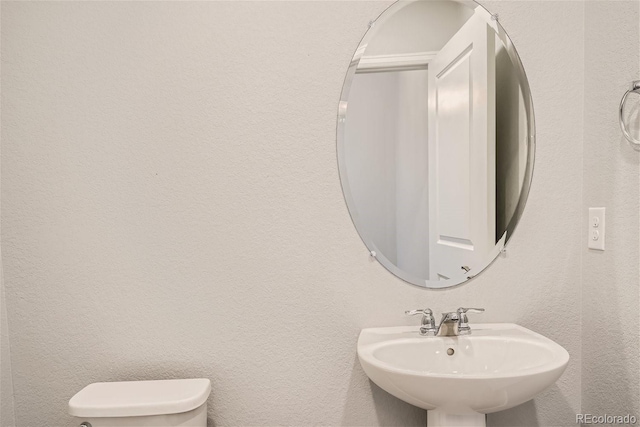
(357, 324), (569, 427)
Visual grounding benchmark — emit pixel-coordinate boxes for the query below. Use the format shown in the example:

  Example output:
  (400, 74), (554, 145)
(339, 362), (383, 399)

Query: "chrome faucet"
(456, 307), (485, 335)
(407, 307), (484, 336)
(405, 308), (437, 336)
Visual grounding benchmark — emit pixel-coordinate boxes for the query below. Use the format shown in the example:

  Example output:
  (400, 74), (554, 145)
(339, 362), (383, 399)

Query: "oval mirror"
(337, 0), (535, 288)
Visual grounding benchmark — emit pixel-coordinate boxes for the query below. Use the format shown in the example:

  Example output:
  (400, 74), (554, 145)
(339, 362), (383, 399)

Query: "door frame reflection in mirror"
(336, 0), (535, 289)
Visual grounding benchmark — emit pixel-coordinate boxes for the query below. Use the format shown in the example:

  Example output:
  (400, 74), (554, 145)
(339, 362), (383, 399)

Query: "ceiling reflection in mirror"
(337, 0), (535, 288)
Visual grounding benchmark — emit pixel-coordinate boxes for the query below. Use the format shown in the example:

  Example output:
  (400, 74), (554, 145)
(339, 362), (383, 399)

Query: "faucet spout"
(436, 312), (460, 336)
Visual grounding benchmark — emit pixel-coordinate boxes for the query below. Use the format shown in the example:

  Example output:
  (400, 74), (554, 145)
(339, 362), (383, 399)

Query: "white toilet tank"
(68, 378), (211, 427)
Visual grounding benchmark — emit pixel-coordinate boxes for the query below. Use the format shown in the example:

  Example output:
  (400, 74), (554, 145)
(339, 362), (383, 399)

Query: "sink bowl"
(357, 324), (569, 427)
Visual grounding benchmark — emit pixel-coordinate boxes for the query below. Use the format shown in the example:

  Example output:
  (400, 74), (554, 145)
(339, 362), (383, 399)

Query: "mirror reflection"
(338, 0), (534, 288)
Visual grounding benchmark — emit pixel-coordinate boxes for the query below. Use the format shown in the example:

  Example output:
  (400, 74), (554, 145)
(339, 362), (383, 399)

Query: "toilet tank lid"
(68, 378), (211, 418)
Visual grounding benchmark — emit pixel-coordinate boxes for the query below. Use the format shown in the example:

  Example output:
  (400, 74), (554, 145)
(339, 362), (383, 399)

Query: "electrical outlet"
(588, 207), (605, 251)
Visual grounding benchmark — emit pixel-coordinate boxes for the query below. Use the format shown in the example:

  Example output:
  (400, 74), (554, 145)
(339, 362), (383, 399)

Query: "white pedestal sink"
(357, 324), (569, 427)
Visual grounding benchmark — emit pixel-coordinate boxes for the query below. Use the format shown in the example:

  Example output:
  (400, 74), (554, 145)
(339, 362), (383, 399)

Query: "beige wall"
(1, 279), (15, 427)
(582, 0), (640, 418)
(1, 1), (16, 418)
(0, 1), (634, 426)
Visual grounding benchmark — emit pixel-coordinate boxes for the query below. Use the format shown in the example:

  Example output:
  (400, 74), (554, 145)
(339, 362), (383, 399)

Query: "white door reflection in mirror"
(428, 13), (495, 282)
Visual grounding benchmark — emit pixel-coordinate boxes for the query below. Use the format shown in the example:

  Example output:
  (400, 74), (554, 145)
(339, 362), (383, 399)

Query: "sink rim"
(358, 323), (570, 380)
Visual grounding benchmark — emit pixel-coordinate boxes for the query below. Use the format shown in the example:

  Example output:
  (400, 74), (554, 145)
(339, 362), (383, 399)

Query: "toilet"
(68, 378), (211, 427)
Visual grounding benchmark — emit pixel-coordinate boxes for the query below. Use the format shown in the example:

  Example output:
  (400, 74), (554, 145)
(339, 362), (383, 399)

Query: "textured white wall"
(0, 1), (588, 426)
(1, 279), (15, 427)
(1, 1), (16, 418)
(582, 0), (640, 418)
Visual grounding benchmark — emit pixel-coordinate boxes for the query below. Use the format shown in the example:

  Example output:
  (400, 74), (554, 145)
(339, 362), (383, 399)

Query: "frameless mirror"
(337, 0), (535, 288)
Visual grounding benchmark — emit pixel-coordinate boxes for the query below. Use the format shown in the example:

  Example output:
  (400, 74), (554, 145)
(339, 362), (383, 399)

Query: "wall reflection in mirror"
(337, 0), (535, 288)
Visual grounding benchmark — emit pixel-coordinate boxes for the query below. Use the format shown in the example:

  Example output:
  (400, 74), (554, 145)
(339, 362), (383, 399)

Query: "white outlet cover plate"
(588, 207), (605, 251)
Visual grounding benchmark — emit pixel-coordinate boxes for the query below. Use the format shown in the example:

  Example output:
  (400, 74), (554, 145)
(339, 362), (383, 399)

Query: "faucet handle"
(457, 307), (485, 315)
(456, 307), (484, 335)
(405, 309), (437, 336)
(405, 308), (433, 316)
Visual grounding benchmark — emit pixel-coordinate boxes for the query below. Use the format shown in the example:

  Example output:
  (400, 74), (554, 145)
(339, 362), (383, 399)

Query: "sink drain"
(447, 348), (455, 356)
